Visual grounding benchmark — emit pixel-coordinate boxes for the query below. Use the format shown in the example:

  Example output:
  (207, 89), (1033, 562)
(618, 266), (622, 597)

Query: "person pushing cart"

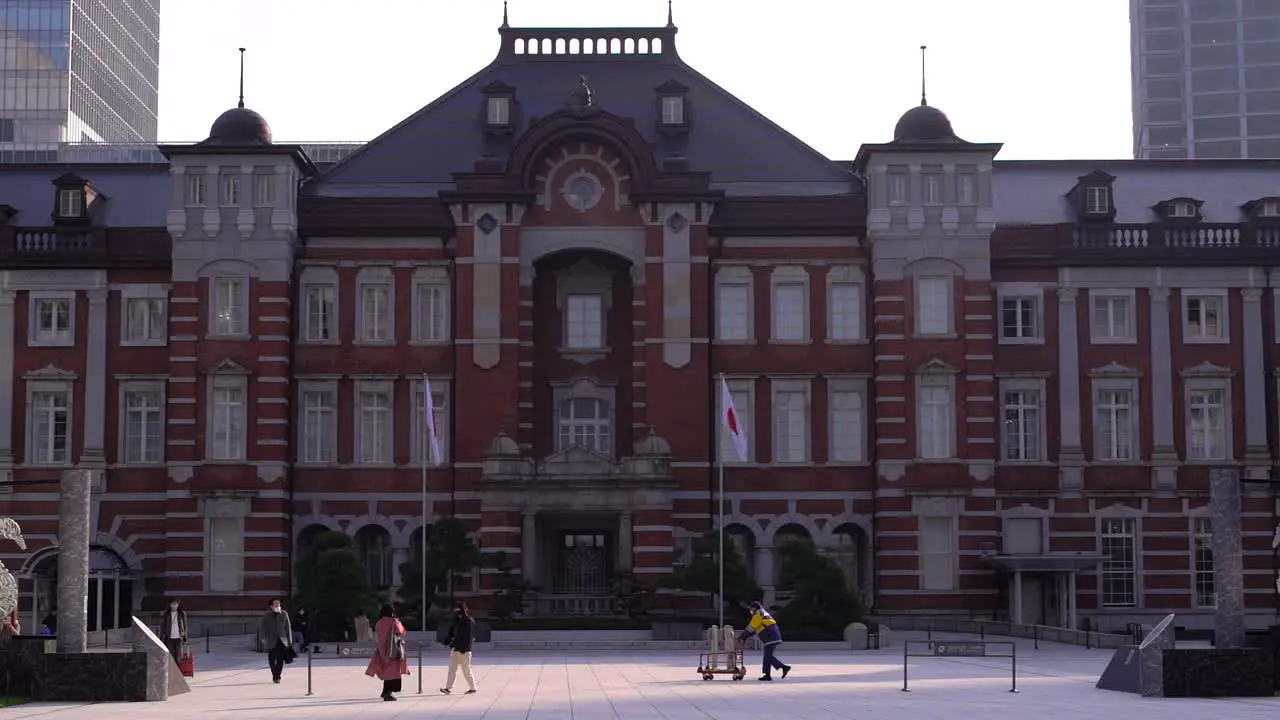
(738, 602), (792, 681)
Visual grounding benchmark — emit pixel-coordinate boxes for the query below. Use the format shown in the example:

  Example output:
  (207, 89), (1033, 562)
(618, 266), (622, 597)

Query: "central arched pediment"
(509, 110), (658, 192)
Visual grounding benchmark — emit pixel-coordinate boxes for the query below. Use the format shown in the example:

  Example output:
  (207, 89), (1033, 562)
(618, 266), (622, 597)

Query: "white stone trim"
(1088, 288), (1137, 345)
(769, 265), (811, 343)
(117, 378), (166, 466)
(1180, 287), (1230, 345)
(356, 266), (396, 346)
(769, 376), (811, 464)
(714, 265), (755, 343)
(299, 266), (340, 345)
(27, 291), (76, 347)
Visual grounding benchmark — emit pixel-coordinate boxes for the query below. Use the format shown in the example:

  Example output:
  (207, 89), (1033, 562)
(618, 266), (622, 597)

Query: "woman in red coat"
(365, 604), (409, 701)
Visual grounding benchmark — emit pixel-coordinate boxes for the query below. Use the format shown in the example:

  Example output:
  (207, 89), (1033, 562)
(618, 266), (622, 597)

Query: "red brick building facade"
(3, 17), (1280, 632)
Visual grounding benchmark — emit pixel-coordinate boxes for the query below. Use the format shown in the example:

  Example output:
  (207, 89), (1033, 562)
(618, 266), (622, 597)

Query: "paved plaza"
(7, 634), (1280, 719)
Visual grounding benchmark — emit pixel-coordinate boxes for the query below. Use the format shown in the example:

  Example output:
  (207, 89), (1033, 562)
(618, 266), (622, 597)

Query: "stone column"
(1149, 288), (1178, 490)
(1242, 289), (1270, 476)
(754, 546), (775, 606)
(617, 512), (633, 571)
(1056, 288), (1084, 490)
(56, 469), (92, 653)
(1209, 468), (1246, 649)
(520, 512), (536, 584)
(82, 287), (108, 464)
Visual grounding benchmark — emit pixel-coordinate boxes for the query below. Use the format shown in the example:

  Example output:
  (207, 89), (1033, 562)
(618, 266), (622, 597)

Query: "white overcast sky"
(156, 0), (1133, 161)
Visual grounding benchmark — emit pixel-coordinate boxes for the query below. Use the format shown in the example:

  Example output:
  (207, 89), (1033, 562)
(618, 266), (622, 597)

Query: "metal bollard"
(206, 627), (211, 654)
(417, 641), (423, 694)
(1033, 624), (1038, 650)
(306, 646), (313, 696)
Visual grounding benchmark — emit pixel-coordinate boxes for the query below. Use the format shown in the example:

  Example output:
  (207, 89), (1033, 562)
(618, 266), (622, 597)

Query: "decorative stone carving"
(476, 213), (499, 235)
(666, 212), (688, 233)
(568, 75), (595, 112)
(0, 517), (26, 620)
(562, 171), (603, 212)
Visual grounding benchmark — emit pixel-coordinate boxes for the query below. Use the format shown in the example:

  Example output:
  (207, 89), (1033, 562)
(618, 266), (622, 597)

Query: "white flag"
(720, 377), (749, 462)
(423, 375), (442, 466)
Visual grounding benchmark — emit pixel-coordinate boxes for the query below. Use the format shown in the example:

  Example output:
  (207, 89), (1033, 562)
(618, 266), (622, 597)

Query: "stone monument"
(1138, 613), (1176, 697)
(55, 469), (91, 654)
(1209, 468), (1246, 649)
(0, 517), (26, 620)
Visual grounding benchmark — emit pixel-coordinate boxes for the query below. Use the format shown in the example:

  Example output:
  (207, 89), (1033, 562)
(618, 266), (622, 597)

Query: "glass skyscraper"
(1131, 0), (1280, 159)
(0, 0), (159, 153)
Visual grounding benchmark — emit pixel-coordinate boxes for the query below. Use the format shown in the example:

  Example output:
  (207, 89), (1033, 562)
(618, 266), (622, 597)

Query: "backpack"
(387, 627), (406, 660)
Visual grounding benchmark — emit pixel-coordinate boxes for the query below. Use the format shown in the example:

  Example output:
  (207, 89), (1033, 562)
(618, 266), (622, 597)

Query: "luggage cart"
(697, 650), (747, 681)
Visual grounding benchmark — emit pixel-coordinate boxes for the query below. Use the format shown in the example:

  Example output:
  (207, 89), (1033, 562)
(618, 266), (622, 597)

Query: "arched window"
(355, 525), (394, 589)
(558, 397), (610, 454)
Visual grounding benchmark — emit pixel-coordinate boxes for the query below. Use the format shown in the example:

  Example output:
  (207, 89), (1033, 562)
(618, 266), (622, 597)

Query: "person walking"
(738, 601), (791, 681)
(293, 607), (310, 652)
(353, 608), (373, 643)
(366, 604), (409, 701)
(159, 598), (188, 664)
(439, 601), (478, 695)
(258, 599), (294, 684)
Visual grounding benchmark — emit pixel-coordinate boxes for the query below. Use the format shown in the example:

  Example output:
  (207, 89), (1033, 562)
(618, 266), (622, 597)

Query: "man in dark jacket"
(159, 598), (188, 664)
(739, 601), (791, 681)
(440, 602), (477, 695)
(258, 599), (293, 684)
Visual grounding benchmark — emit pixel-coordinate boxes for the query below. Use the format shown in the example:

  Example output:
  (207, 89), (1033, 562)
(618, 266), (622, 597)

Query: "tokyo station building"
(2, 14), (1280, 633)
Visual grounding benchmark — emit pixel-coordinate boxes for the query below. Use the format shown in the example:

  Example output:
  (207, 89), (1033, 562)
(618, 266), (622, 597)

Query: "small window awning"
(981, 552), (1105, 573)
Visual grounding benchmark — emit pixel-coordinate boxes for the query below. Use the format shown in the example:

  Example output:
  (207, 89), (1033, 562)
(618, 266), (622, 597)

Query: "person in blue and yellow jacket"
(738, 601), (792, 681)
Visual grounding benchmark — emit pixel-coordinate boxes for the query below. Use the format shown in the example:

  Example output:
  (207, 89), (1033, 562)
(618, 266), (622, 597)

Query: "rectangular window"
(828, 282), (862, 341)
(303, 284), (335, 342)
(29, 389), (70, 465)
(558, 396), (612, 455)
(917, 376), (954, 459)
(210, 379), (246, 461)
(888, 172), (908, 204)
(1100, 518), (1137, 608)
(208, 516), (244, 593)
(123, 387), (163, 464)
(1091, 292), (1134, 342)
(1095, 387), (1135, 461)
(772, 282), (806, 341)
(221, 174), (240, 206)
(486, 96), (510, 125)
(1184, 292), (1226, 341)
(186, 175), (204, 205)
(565, 293), (603, 349)
(915, 277), (950, 335)
(58, 188), (81, 217)
(829, 386), (864, 463)
(772, 389), (808, 464)
(661, 95), (684, 124)
(1001, 387), (1042, 462)
(413, 282), (448, 342)
(718, 380), (753, 463)
(1000, 296), (1039, 340)
(357, 387), (393, 464)
(360, 283), (392, 342)
(1085, 186), (1110, 214)
(31, 295), (73, 345)
(922, 173), (942, 204)
(1193, 518), (1215, 608)
(1187, 386), (1228, 461)
(253, 174), (275, 206)
(299, 387), (337, 464)
(212, 278), (246, 336)
(957, 171), (977, 205)
(413, 380), (450, 465)
(123, 297), (165, 344)
(0, 118), (14, 142)
(716, 283), (751, 341)
(919, 516), (956, 591)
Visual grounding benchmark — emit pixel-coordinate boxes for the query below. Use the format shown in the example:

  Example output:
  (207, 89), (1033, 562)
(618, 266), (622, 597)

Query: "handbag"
(177, 643), (195, 677)
(387, 629), (406, 660)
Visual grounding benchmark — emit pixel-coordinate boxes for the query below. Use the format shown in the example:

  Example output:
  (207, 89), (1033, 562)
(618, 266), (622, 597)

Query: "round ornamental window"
(562, 172), (603, 212)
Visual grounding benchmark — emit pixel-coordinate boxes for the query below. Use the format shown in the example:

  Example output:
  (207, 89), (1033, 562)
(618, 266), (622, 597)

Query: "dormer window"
(1068, 170), (1116, 221)
(1244, 197), (1280, 221)
(480, 80), (515, 135)
(57, 188), (82, 218)
(1154, 197), (1203, 221)
(1265, 199), (1280, 217)
(655, 80), (690, 135)
(486, 96), (510, 126)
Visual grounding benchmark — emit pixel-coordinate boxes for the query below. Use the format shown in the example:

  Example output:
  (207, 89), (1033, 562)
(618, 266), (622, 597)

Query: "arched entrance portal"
(28, 546), (139, 632)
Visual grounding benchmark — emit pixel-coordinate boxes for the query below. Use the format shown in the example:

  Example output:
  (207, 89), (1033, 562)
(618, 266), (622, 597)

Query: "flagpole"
(421, 373), (429, 630)
(717, 373), (725, 629)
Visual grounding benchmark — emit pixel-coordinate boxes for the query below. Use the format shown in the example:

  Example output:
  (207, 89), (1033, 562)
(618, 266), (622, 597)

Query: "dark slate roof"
(0, 165), (170, 226)
(310, 25), (854, 198)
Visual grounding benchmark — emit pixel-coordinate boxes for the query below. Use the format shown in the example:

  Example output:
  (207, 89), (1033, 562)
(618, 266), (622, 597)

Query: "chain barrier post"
(1010, 644), (1019, 693)
(417, 640), (424, 694)
(901, 641), (910, 692)
(305, 645), (313, 696)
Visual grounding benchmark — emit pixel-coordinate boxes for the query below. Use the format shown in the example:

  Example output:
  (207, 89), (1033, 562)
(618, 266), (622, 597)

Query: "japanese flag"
(423, 375), (442, 466)
(720, 377), (749, 463)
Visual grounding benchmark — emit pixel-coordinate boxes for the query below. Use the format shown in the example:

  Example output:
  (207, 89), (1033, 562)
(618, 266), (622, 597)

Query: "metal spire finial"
(502, 1), (509, 28)
(237, 47), (246, 109)
(667, 0), (674, 26)
(919, 45), (928, 107)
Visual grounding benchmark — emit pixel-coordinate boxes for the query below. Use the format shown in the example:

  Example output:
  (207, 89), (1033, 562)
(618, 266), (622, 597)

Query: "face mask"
(271, 606), (280, 613)
(169, 605), (178, 611)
